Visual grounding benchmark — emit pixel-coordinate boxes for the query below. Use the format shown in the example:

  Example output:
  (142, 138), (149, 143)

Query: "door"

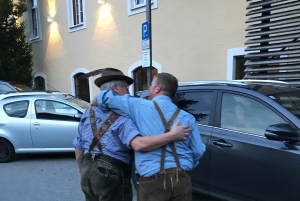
(210, 92), (300, 201)
(30, 99), (82, 148)
(175, 90), (217, 194)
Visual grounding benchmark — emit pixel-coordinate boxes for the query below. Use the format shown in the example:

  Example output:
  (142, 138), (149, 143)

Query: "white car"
(0, 91), (90, 162)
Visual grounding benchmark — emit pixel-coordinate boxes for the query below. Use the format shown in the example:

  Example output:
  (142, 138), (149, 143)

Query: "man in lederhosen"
(73, 68), (191, 201)
(95, 72), (206, 201)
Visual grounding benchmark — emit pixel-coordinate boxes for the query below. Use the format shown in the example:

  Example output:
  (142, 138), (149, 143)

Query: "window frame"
(215, 90), (290, 136)
(27, 0), (42, 42)
(127, 0), (157, 16)
(66, 0), (87, 33)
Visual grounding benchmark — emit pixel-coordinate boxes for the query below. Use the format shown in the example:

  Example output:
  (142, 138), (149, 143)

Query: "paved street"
(0, 154), (218, 201)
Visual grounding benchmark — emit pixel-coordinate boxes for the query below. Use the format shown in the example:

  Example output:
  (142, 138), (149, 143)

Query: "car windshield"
(11, 83), (31, 91)
(269, 91), (300, 118)
(65, 96), (90, 109)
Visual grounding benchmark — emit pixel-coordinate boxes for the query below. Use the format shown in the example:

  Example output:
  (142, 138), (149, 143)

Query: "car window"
(175, 91), (214, 125)
(10, 83), (31, 91)
(35, 100), (82, 121)
(3, 101), (29, 118)
(220, 93), (286, 136)
(0, 83), (12, 94)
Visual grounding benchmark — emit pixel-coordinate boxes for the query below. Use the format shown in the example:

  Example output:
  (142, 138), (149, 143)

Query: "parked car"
(133, 80), (300, 201)
(0, 80), (32, 94)
(0, 91), (90, 162)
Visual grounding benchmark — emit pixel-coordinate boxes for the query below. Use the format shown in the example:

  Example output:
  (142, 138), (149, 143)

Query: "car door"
(210, 91), (300, 201)
(175, 89), (217, 195)
(30, 99), (82, 149)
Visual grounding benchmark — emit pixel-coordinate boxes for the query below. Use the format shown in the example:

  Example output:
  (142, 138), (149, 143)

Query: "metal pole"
(146, 0), (152, 89)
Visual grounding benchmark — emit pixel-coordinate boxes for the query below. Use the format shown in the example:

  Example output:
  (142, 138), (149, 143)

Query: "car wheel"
(0, 139), (15, 163)
(131, 162), (140, 190)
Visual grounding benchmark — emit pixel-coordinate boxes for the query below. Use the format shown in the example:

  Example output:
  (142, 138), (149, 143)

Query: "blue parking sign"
(142, 21), (149, 40)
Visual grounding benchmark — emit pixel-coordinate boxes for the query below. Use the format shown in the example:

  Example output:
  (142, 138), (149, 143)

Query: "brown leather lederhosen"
(153, 101), (182, 190)
(88, 107), (120, 155)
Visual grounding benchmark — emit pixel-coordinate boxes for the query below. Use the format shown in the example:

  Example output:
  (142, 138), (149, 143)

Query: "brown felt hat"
(94, 68), (133, 88)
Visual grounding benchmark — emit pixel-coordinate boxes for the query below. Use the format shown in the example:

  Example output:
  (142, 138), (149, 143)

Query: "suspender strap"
(153, 101), (181, 174)
(88, 107), (120, 153)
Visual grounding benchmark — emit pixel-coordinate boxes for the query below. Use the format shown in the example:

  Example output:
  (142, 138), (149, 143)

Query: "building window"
(66, 0), (86, 32)
(133, 67), (157, 96)
(74, 73), (90, 103)
(27, 0), (41, 42)
(127, 0), (158, 16)
(34, 76), (45, 91)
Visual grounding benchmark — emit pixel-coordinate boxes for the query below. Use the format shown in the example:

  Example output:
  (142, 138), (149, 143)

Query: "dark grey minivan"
(133, 80), (300, 201)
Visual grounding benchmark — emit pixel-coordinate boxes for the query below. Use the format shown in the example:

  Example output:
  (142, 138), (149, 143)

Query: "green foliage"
(0, 0), (34, 88)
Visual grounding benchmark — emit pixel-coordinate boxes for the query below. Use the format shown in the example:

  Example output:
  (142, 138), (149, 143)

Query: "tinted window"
(74, 73), (90, 103)
(220, 93), (286, 136)
(0, 83), (12, 94)
(175, 91), (214, 125)
(10, 83), (31, 91)
(35, 100), (82, 121)
(4, 101), (29, 118)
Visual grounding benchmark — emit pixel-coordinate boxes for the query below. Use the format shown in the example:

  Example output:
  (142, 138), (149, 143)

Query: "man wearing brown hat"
(73, 68), (190, 201)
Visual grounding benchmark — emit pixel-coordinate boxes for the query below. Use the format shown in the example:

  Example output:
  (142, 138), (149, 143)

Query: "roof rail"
(0, 91), (63, 100)
(178, 80), (250, 88)
(234, 79), (291, 86)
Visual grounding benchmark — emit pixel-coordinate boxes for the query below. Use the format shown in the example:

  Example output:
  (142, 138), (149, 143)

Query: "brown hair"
(154, 73), (178, 97)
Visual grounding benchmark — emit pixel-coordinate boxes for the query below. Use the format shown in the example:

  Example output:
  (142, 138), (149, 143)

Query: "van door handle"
(212, 140), (233, 148)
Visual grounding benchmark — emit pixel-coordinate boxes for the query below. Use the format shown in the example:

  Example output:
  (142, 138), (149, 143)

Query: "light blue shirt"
(97, 90), (206, 177)
(73, 106), (140, 164)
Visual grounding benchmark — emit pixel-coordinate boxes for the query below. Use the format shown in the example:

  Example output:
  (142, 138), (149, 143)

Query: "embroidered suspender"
(88, 107), (120, 153)
(153, 101), (181, 189)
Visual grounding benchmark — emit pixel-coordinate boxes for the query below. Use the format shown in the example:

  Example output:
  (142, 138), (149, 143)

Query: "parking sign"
(142, 21), (149, 40)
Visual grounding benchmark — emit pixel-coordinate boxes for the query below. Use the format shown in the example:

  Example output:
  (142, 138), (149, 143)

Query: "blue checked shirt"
(97, 90), (206, 177)
(73, 106), (140, 164)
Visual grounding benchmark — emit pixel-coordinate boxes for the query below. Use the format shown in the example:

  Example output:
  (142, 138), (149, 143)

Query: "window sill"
(131, 1), (154, 10)
(69, 23), (86, 33)
(30, 36), (42, 43)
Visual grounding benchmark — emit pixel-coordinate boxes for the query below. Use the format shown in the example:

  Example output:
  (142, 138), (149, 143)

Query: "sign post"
(141, 0), (152, 89)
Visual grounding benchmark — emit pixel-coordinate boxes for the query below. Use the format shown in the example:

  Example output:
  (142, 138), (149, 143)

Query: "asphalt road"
(0, 153), (218, 201)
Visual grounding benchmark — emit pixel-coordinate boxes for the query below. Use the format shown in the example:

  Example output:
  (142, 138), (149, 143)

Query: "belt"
(141, 168), (187, 181)
(84, 153), (129, 169)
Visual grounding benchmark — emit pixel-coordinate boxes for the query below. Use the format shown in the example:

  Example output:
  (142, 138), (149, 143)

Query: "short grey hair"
(100, 80), (125, 91)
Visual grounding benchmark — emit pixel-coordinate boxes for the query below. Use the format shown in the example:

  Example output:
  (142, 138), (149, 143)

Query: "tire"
(131, 162), (140, 190)
(0, 139), (15, 163)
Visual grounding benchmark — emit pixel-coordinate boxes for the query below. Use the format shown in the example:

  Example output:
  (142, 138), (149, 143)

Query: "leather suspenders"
(153, 101), (182, 173)
(88, 107), (120, 153)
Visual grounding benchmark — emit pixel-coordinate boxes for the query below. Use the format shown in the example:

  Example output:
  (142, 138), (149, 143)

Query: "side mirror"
(265, 123), (299, 143)
(74, 113), (82, 119)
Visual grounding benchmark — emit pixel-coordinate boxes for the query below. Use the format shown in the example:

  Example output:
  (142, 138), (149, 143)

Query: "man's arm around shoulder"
(130, 120), (190, 152)
(96, 90), (140, 119)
